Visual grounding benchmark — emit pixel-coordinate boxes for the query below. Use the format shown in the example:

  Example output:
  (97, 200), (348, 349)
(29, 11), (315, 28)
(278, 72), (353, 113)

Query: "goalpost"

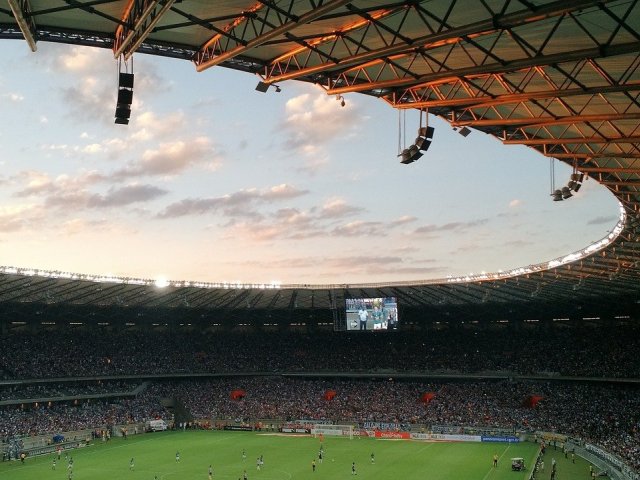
(311, 424), (354, 440)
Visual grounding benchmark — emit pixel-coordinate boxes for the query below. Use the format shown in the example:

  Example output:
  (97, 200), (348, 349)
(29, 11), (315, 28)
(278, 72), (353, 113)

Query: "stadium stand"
(1, 327), (639, 379)
(0, 327), (638, 473)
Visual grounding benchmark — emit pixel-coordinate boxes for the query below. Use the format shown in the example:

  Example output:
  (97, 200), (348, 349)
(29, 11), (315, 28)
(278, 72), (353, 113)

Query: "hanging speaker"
(119, 72), (135, 89)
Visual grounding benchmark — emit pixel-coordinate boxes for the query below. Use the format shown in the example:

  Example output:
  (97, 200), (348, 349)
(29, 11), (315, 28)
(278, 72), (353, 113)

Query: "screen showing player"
(344, 297), (398, 331)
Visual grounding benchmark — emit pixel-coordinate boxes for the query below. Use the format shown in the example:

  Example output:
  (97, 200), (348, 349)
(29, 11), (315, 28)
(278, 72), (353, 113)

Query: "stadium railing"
(572, 442), (639, 480)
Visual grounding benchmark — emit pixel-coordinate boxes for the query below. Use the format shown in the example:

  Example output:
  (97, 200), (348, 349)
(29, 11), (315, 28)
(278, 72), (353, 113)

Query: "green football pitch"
(0, 430), (592, 480)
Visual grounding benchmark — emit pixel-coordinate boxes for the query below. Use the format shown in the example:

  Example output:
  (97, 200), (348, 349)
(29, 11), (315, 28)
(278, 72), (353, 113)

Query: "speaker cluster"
(115, 72), (134, 125)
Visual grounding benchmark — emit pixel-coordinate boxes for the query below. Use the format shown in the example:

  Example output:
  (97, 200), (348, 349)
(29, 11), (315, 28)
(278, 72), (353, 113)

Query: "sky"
(0, 40), (622, 286)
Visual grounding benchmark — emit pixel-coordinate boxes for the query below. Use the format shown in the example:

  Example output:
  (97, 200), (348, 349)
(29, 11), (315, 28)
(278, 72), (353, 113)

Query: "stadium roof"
(0, 0), (639, 326)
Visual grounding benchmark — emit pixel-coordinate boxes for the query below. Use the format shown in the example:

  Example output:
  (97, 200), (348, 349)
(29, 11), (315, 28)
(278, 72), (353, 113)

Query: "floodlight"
(256, 81), (282, 93)
(551, 189), (563, 201)
(458, 126), (471, 137)
(561, 186), (573, 199)
(255, 81), (270, 93)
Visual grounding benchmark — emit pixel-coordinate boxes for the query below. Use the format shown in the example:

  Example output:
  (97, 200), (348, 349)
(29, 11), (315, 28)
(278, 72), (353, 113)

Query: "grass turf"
(0, 430), (591, 480)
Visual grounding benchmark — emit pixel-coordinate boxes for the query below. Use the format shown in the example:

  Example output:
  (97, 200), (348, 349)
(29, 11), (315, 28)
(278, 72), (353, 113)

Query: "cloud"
(414, 218), (489, 235)
(157, 184), (309, 218)
(221, 221), (284, 242)
(222, 217), (322, 242)
(325, 255), (402, 268)
(112, 137), (220, 179)
(283, 94), (352, 140)
(61, 218), (110, 236)
(331, 220), (386, 237)
(208, 195), (394, 241)
(392, 245), (420, 254)
(60, 76), (115, 124)
(502, 239), (535, 248)
(85, 184), (169, 208)
(295, 152), (330, 175)
(210, 197), (374, 241)
(82, 144), (103, 154)
(228, 254), (443, 279)
(57, 46), (99, 72)
(0, 204), (42, 233)
(13, 170), (106, 198)
(129, 111), (187, 142)
(272, 208), (312, 227)
(280, 93), (362, 168)
(390, 215), (417, 227)
(11, 170), (167, 209)
(317, 198), (365, 219)
(587, 215), (617, 226)
(41, 144), (69, 151)
(320, 255), (444, 278)
(3, 93), (24, 102)
(40, 183), (167, 211)
(12, 170), (53, 196)
(263, 183), (309, 200)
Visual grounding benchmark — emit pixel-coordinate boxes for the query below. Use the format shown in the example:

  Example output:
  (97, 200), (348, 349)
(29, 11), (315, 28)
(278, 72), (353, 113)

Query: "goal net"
(311, 424), (354, 440)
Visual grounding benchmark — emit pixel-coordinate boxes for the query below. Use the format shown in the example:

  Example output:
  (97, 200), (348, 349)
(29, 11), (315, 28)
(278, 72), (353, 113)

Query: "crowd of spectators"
(0, 383), (167, 439)
(0, 325), (638, 473)
(0, 381), (141, 402)
(147, 378), (640, 473)
(0, 377), (638, 472)
(0, 325), (639, 379)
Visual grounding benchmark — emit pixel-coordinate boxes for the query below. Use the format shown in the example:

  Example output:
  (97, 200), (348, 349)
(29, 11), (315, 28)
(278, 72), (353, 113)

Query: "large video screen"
(345, 297), (398, 331)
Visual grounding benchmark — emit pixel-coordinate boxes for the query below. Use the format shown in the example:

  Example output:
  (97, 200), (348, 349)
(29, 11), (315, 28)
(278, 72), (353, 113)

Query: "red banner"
(323, 389), (337, 401)
(230, 389), (246, 400)
(421, 392), (435, 404)
(522, 395), (544, 408)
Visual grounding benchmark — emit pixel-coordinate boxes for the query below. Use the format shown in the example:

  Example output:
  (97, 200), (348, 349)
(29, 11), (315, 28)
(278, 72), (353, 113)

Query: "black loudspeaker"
(116, 89), (133, 106)
(115, 105), (131, 120)
(119, 72), (134, 89)
(115, 73), (134, 125)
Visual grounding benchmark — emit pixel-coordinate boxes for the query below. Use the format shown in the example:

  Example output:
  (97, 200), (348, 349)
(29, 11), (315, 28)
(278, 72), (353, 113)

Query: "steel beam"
(390, 83), (640, 109)
(327, 41), (640, 95)
(452, 112), (640, 128)
(263, 0), (611, 85)
(547, 153), (640, 159)
(579, 167), (640, 174)
(504, 136), (640, 145)
(195, 0), (352, 73)
(7, 0), (37, 51)
(114, 0), (175, 60)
